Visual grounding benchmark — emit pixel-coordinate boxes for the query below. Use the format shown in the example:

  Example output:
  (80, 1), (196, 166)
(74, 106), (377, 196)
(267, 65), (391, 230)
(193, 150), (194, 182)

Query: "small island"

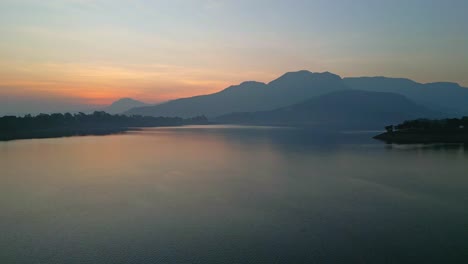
(0, 111), (208, 141)
(374, 117), (468, 144)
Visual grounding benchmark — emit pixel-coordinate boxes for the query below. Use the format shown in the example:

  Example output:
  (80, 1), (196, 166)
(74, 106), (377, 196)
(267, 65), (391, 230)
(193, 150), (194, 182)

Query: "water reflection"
(134, 126), (383, 153)
(0, 125), (467, 263)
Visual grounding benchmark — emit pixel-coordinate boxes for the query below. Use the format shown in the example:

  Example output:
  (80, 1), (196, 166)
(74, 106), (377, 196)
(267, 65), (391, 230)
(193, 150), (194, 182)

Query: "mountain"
(215, 90), (442, 129)
(343, 77), (468, 114)
(103, 98), (148, 114)
(125, 70), (467, 119)
(125, 71), (349, 117)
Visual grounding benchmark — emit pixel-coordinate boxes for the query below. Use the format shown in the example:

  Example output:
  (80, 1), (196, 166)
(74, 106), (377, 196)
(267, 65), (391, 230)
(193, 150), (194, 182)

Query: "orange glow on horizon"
(0, 61), (246, 106)
(1, 81), (231, 106)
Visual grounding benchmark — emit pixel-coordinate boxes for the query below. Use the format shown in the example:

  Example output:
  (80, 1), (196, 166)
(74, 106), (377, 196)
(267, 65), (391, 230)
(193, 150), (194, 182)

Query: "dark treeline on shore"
(0, 111), (208, 141)
(375, 117), (468, 144)
(388, 117), (468, 132)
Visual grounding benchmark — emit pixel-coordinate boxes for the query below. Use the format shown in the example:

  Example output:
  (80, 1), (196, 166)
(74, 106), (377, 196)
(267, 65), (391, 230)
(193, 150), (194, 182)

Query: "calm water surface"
(1, 125), (467, 263)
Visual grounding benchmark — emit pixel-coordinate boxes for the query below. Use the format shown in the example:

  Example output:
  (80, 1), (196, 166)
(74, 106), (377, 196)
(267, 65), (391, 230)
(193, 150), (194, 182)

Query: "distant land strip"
(0, 111), (208, 141)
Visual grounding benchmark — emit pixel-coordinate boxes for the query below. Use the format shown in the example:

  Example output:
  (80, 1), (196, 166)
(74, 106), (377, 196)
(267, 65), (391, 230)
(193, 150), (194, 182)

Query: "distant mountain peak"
(111, 98), (144, 104)
(284, 70), (340, 77)
(104, 98), (148, 114)
(269, 70), (342, 86)
(316, 71), (342, 79)
(221, 81), (267, 93)
(239, 81), (266, 86)
(425, 82), (461, 88)
(347, 76), (418, 84)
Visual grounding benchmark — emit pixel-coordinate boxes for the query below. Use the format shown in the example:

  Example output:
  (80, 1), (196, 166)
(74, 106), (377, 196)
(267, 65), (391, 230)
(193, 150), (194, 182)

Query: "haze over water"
(1, 126), (467, 263)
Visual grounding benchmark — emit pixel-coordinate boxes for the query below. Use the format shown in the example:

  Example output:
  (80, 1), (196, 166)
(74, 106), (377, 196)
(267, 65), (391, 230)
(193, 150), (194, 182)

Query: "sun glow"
(0, 61), (242, 105)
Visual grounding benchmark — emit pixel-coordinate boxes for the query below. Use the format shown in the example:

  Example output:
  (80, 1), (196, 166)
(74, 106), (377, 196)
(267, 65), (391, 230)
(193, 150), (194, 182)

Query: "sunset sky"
(1, 0), (467, 114)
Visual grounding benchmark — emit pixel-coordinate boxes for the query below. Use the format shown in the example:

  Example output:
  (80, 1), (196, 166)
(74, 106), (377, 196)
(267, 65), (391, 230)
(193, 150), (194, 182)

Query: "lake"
(1, 125), (467, 263)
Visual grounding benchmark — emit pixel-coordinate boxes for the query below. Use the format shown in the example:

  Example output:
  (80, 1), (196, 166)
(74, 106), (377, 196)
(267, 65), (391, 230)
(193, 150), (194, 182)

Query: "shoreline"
(374, 131), (468, 144)
(0, 127), (141, 142)
(0, 112), (210, 142)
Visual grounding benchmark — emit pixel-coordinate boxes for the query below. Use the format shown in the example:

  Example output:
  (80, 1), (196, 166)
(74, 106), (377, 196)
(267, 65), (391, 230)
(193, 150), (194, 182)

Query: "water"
(0, 125), (467, 263)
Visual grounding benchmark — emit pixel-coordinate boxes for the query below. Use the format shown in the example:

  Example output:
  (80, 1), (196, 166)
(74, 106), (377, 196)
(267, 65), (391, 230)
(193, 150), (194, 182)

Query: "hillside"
(125, 71), (349, 117)
(126, 70), (468, 119)
(343, 77), (468, 114)
(216, 90), (442, 129)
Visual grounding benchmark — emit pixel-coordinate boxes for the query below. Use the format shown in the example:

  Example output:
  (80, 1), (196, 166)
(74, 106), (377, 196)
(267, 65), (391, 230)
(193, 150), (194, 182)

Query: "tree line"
(386, 117), (468, 132)
(0, 111), (208, 132)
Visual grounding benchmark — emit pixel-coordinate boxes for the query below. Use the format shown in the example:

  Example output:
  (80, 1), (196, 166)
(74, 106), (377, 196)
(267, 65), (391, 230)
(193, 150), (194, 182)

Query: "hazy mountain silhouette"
(343, 77), (468, 114)
(103, 98), (148, 114)
(125, 70), (466, 123)
(216, 90), (442, 129)
(125, 71), (349, 117)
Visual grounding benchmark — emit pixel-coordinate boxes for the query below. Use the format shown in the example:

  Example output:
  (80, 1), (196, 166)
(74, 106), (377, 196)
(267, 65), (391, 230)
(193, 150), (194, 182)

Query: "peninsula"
(374, 117), (468, 144)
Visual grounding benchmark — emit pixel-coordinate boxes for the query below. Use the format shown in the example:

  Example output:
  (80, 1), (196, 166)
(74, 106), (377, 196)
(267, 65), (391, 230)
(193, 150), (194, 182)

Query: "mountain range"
(125, 71), (349, 117)
(125, 71), (467, 117)
(120, 70), (468, 129)
(216, 90), (441, 129)
(343, 77), (467, 114)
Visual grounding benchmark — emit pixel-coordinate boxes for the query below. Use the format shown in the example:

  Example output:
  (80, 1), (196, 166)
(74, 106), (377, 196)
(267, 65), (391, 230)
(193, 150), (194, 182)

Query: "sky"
(1, 0), (467, 114)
